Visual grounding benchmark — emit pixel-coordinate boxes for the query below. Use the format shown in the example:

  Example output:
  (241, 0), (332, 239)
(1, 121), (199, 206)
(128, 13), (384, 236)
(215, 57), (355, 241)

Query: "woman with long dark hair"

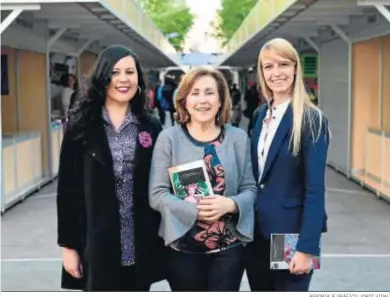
(56, 45), (165, 291)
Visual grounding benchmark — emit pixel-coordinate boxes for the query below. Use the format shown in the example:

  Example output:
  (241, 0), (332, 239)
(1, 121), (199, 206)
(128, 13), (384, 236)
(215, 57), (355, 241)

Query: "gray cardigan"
(149, 124), (257, 247)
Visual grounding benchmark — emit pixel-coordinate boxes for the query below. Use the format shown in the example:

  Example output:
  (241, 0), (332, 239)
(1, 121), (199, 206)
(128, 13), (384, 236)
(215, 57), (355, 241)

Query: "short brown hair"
(174, 66), (232, 125)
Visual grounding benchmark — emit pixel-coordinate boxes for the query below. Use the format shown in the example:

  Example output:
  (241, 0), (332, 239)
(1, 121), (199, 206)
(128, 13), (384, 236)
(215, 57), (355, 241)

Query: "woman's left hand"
(289, 251), (313, 275)
(197, 195), (237, 222)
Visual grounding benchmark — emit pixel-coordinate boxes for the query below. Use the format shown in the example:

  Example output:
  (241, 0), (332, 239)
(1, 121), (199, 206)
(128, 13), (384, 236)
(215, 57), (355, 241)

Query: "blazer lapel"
(252, 106), (267, 181)
(260, 105), (292, 182)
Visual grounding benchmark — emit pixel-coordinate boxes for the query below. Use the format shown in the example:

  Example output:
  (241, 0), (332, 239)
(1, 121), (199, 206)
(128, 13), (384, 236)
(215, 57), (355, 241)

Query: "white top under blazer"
(257, 99), (291, 182)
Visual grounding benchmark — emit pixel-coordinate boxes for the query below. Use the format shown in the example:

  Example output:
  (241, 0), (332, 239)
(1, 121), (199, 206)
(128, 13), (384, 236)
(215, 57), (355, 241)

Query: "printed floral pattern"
(138, 131), (153, 148)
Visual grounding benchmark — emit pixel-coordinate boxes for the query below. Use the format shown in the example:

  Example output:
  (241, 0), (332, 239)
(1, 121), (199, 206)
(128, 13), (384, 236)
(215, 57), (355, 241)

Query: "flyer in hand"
(168, 160), (214, 203)
(270, 233), (321, 270)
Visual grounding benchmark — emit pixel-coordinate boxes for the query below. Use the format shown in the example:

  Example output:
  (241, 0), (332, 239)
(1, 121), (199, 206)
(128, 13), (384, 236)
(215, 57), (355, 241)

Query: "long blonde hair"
(257, 38), (325, 156)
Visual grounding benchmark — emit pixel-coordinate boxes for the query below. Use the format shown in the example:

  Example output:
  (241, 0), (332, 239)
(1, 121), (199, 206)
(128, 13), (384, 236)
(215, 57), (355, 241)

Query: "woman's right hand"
(63, 248), (83, 279)
(197, 195), (237, 222)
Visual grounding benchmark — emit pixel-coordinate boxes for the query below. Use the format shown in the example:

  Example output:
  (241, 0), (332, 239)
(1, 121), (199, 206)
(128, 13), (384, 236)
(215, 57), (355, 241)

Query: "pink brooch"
(138, 131), (153, 148)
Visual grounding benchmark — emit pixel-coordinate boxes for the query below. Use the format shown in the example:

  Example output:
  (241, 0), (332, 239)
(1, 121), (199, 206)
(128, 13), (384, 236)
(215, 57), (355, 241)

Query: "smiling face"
(260, 48), (296, 99)
(185, 184), (198, 196)
(185, 75), (221, 125)
(106, 56), (138, 104)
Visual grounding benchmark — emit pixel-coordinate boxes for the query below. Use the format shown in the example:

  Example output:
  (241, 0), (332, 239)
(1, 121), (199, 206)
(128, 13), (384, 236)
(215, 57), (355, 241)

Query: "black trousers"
(247, 111), (255, 137)
(85, 265), (151, 292)
(159, 110), (175, 126)
(115, 266), (150, 292)
(157, 105), (166, 125)
(169, 111), (175, 126)
(166, 245), (245, 292)
(245, 230), (313, 292)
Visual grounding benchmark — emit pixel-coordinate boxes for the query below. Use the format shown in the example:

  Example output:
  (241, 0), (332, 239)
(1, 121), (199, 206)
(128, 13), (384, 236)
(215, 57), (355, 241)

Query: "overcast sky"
(184, 0), (222, 52)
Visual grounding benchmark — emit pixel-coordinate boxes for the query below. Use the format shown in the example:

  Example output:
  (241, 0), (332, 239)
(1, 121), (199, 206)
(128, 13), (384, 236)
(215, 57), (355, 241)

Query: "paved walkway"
(2, 167), (390, 291)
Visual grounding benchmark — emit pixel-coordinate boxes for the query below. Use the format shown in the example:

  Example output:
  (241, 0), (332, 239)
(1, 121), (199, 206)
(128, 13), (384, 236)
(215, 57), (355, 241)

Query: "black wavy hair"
(69, 45), (147, 139)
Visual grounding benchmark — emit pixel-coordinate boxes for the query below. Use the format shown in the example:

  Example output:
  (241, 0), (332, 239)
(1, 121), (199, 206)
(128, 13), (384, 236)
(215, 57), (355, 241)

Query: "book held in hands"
(270, 233), (321, 270)
(168, 160), (214, 203)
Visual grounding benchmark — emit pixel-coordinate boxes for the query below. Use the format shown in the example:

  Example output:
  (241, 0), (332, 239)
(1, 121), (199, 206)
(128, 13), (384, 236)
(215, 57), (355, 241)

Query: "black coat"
(56, 112), (165, 291)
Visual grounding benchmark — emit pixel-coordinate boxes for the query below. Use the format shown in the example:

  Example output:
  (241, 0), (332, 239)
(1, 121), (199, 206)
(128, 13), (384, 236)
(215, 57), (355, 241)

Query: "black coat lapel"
(133, 115), (155, 171)
(84, 119), (113, 170)
(260, 105), (292, 182)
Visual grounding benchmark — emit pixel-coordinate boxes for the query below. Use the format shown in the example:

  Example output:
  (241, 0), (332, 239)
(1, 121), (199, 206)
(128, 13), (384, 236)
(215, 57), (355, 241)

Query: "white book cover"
(168, 160), (214, 203)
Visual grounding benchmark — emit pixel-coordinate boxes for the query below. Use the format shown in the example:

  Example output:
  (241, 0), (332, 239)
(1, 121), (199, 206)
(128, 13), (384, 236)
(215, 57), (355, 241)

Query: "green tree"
(138, 0), (194, 52)
(214, 0), (257, 44)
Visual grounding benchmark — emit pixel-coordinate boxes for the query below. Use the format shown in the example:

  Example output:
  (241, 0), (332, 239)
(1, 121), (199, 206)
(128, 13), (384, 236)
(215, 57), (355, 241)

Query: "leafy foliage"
(213, 0), (257, 44)
(172, 172), (211, 199)
(138, 0), (194, 51)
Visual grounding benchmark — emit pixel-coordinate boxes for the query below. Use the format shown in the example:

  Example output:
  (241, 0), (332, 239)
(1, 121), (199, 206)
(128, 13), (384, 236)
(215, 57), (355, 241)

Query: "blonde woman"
(149, 66), (256, 291)
(246, 38), (329, 291)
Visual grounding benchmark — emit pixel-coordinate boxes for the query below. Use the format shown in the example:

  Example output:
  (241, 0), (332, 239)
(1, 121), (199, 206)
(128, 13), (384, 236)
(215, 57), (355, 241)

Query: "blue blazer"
(251, 103), (329, 256)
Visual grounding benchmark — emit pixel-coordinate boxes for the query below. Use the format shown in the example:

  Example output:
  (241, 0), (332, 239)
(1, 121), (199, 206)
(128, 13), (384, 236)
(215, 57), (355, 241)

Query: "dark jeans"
(245, 231), (313, 292)
(166, 245), (245, 292)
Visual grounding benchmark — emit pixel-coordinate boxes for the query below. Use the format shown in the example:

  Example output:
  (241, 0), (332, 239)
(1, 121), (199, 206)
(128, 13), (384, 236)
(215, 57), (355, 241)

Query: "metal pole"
(45, 28), (67, 178)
